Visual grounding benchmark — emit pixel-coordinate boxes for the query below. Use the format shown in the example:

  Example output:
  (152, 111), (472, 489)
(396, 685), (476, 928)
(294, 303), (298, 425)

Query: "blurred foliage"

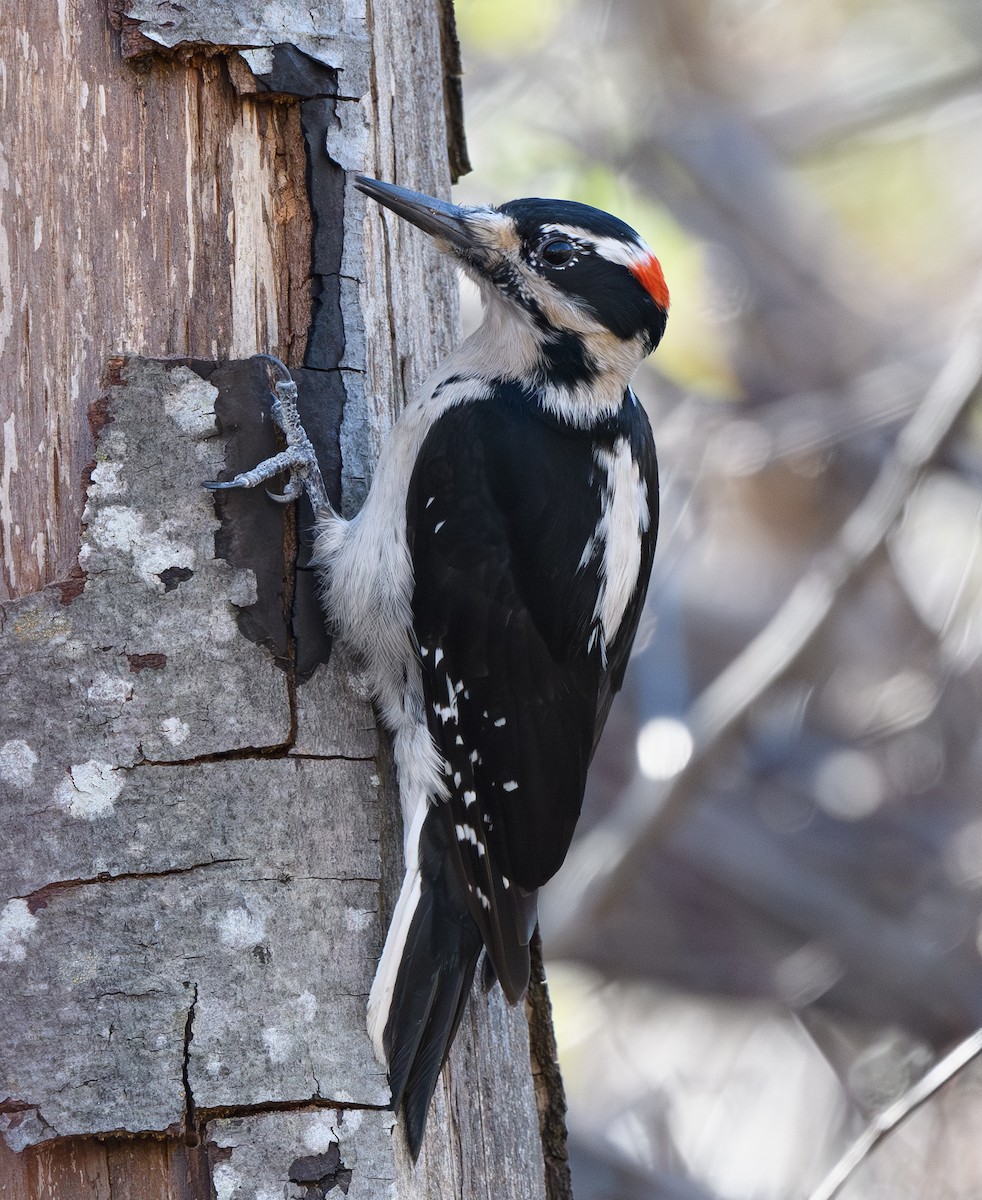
(454, 0), (982, 1197)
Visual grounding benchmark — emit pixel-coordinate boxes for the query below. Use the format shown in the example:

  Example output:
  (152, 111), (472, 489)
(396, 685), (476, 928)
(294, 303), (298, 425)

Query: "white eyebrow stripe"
(540, 224), (653, 271)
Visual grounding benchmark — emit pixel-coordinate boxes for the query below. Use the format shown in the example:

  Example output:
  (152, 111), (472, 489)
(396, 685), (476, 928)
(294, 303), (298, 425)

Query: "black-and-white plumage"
(208, 177), (668, 1158)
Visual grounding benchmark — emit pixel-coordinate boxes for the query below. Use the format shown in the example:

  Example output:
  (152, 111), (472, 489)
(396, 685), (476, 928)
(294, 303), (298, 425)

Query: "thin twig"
(545, 307), (982, 949)
(805, 1029), (982, 1200)
(689, 313), (982, 749)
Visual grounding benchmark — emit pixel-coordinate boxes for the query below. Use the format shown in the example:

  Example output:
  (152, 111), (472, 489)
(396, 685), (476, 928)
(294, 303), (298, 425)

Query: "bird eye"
(539, 238), (576, 267)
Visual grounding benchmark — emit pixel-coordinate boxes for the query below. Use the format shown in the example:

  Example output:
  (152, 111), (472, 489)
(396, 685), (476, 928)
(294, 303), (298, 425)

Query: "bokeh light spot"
(637, 717), (693, 781)
(813, 748), (885, 820)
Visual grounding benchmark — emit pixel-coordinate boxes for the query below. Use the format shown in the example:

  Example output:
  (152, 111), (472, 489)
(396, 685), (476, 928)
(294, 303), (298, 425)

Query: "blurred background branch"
(807, 1027), (982, 1200)
(454, 1), (982, 1195)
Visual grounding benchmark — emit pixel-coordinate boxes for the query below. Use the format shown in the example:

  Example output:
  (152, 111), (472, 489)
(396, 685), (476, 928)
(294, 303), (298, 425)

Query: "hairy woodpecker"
(207, 176), (668, 1158)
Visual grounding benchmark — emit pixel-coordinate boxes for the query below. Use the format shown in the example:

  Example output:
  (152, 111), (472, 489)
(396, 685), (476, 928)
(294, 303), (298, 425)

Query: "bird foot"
(204, 356), (334, 519)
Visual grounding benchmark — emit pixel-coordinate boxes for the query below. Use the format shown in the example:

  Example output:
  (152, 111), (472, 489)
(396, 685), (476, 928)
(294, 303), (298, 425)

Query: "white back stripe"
(593, 436), (647, 644)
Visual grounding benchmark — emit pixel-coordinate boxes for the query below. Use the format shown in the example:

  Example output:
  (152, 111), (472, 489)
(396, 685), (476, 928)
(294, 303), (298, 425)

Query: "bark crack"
(21, 859), (247, 913)
(131, 748), (375, 767)
(133, 745), (296, 766)
(197, 1096), (390, 1121)
(183, 984), (200, 1146)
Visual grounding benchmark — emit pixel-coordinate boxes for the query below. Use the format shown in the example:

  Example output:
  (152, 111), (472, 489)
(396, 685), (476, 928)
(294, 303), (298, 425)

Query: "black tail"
(383, 805), (484, 1160)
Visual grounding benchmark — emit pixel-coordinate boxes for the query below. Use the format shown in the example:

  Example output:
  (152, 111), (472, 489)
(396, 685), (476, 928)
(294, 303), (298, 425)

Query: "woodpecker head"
(355, 176), (669, 412)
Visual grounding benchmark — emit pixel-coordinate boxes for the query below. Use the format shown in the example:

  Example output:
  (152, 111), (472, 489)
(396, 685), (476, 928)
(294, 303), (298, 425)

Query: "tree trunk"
(0, 3), (567, 1197)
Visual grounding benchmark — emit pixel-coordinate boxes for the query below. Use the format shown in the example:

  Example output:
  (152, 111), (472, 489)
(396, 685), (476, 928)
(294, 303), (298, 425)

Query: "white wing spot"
(426, 496), (435, 508)
(434, 520), (446, 533)
(494, 717), (506, 728)
(463, 790), (477, 806)
(433, 671), (461, 725)
(434, 648), (444, 666)
(588, 623), (607, 666)
(502, 780), (518, 792)
(454, 824), (485, 855)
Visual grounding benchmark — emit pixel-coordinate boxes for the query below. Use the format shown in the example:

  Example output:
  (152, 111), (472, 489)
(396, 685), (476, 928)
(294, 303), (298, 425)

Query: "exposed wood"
(23, 1141), (109, 1200)
(0, 1), (311, 599)
(0, 1137), (212, 1200)
(0, 1138), (33, 1200)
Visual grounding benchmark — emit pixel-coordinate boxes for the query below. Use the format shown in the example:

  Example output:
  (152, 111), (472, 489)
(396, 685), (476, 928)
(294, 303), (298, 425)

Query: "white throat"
(446, 284), (643, 427)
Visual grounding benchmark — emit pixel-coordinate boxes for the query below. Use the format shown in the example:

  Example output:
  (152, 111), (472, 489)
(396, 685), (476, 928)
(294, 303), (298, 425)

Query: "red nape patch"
(629, 254), (670, 311)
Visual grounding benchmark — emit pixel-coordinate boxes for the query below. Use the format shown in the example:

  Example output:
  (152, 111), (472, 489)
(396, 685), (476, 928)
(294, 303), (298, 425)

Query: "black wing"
(407, 386), (658, 1002)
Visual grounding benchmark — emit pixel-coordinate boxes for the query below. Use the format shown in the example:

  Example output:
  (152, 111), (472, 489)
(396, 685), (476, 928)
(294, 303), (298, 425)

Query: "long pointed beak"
(354, 176), (476, 254)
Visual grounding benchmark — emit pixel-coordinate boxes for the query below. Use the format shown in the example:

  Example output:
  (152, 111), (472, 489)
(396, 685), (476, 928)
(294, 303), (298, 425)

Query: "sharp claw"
(203, 479), (239, 491)
(252, 353), (292, 389)
(266, 488), (297, 504)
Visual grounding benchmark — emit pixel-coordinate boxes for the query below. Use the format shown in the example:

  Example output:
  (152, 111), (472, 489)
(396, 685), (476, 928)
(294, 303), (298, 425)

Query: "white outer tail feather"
(367, 798), (427, 1063)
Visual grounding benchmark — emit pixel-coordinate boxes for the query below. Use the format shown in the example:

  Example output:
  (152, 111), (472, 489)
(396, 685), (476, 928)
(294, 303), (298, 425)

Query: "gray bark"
(0, 2), (558, 1196)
